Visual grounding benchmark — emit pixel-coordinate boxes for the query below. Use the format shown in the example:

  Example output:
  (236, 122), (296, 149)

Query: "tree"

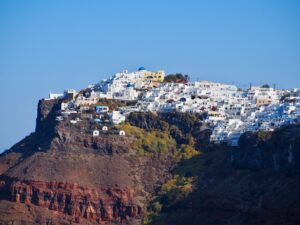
(164, 73), (190, 83)
(261, 84), (270, 88)
(184, 74), (190, 82)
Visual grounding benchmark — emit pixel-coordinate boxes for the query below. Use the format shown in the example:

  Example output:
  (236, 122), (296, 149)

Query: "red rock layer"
(7, 179), (142, 223)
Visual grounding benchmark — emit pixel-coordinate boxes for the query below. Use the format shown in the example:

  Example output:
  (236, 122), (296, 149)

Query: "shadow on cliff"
(0, 99), (61, 174)
(147, 125), (300, 225)
(146, 145), (232, 225)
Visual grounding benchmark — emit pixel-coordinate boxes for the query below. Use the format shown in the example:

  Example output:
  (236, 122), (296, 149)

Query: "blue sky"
(0, 0), (300, 151)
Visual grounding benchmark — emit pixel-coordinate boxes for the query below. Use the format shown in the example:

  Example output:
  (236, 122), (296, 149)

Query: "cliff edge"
(0, 100), (299, 225)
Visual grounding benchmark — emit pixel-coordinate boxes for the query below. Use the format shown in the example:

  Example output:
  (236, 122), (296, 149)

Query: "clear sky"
(0, 0), (300, 151)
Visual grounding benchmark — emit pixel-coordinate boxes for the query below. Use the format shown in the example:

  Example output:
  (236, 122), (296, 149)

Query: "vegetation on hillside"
(119, 113), (209, 224)
(144, 175), (194, 224)
(120, 123), (200, 159)
(96, 98), (137, 111)
(163, 73), (190, 83)
(127, 112), (211, 150)
(117, 111), (220, 225)
(121, 124), (177, 155)
(143, 152), (205, 225)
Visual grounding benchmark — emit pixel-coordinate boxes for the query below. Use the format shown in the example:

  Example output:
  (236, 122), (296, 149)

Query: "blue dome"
(138, 66), (146, 71)
(179, 97), (187, 102)
(127, 83), (135, 87)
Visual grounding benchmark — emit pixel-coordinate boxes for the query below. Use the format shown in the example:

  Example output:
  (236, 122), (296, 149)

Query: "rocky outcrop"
(0, 177), (141, 223)
(36, 99), (61, 134)
(52, 125), (135, 154)
(232, 125), (300, 173)
(0, 99), (174, 224)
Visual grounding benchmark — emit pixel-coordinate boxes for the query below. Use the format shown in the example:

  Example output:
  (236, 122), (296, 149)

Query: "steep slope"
(0, 99), (299, 225)
(145, 125), (300, 225)
(0, 100), (174, 225)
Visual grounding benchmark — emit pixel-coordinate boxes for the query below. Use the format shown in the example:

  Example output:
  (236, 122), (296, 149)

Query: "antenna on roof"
(273, 83), (276, 90)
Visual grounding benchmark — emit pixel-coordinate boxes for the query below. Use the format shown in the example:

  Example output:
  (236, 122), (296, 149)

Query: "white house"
(61, 102), (69, 111)
(110, 111), (126, 125)
(47, 92), (63, 100)
(93, 130), (100, 136)
(119, 130), (126, 136)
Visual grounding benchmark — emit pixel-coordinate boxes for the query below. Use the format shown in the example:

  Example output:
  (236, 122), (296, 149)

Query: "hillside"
(0, 99), (299, 225)
(144, 125), (300, 225)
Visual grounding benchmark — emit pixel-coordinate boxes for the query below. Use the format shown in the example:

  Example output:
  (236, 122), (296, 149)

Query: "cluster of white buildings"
(95, 67), (165, 100)
(46, 68), (300, 146)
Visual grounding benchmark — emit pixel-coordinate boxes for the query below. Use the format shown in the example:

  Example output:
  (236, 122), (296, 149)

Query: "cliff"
(0, 99), (299, 225)
(145, 126), (300, 225)
(234, 125), (300, 173)
(0, 99), (174, 224)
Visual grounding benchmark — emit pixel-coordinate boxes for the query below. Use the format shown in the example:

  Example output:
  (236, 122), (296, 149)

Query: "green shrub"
(175, 144), (200, 160)
(119, 124), (176, 154)
(96, 98), (136, 111)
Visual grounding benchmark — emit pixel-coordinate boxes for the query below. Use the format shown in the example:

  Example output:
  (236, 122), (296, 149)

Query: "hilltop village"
(46, 67), (300, 146)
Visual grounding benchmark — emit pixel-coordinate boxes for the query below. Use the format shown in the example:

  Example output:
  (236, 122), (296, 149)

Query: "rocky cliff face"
(233, 125), (300, 173)
(147, 126), (300, 225)
(0, 99), (174, 225)
(1, 178), (141, 223)
(0, 99), (299, 225)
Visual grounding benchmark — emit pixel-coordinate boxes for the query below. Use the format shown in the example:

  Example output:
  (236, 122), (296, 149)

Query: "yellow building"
(137, 67), (165, 82)
(256, 98), (272, 106)
(144, 70), (165, 82)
